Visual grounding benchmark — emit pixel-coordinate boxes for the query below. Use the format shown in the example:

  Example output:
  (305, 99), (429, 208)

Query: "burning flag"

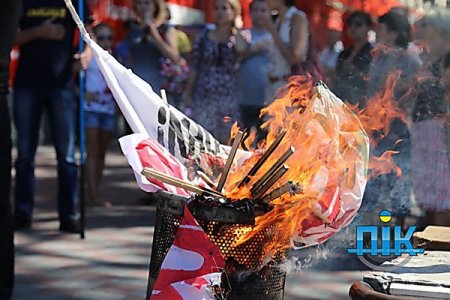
(151, 206), (225, 300)
(225, 77), (369, 249)
(64, 0), (369, 257)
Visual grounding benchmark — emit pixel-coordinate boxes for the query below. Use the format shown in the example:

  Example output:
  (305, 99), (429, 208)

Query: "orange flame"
(368, 150), (402, 178)
(223, 76), (369, 257)
(350, 71), (408, 147)
(348, 70), (410, 178)
(228, 122), (239, 145)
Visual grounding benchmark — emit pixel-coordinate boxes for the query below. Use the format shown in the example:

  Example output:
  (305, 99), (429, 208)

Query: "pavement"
(13, 144), (366, 300)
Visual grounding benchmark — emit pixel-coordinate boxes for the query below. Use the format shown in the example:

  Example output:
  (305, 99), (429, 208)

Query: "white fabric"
(270, 7), (309, 78)
(160, 245), (205, 271)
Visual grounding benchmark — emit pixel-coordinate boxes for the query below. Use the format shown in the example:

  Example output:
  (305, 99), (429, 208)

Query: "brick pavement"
(13, 145), (365, 300)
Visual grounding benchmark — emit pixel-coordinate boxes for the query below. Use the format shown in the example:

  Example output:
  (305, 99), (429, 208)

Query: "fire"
(350, 70), (408, 148)
(368, 150), (402, 178)
(348, 70), (410, 178)
(222, 75), (369, 258)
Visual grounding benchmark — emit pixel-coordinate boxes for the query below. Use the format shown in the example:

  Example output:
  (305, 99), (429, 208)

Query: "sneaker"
(59, 219), (81, 234)
(14, 218), (32, 231)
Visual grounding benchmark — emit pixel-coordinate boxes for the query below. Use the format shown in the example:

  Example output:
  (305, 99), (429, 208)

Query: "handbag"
(159, 26), (190, 97)
(161, 57), (189, 97)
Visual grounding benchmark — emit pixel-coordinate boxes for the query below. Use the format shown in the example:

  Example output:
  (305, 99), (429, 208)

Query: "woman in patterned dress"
(182, 0), (242, 143)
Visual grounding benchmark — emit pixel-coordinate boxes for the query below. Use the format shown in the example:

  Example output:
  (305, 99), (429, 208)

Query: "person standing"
(334, 11), (373, 106)
(0, 0), (21, 297)
(236, 0), (273, 134)
(13, 0), (89, 233)
(182, 0), (243, 143)
(318, 29), (343, 86)
(364, 11), (422, 227)
(411, 51), (450, 228)
(127, 0), (179, 93)
(263, 0), (310, 100)
(84, 23), (116, 207)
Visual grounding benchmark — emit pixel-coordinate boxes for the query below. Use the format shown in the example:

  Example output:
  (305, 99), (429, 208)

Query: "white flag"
(64, 0), (226, 164)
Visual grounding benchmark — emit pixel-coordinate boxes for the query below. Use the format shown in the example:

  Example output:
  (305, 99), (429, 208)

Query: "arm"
(235, 29), (249, 55)
(149, 25), (179, 63)
(15, 17), (66, 46)
(181, 68), (197, 107)
(181, 31), (205, 106)
(266, 13), (308, 66)
(235, 29), (270, 59)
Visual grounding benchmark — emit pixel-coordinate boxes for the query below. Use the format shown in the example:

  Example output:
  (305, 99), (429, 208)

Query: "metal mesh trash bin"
(146, 191), (287, 300)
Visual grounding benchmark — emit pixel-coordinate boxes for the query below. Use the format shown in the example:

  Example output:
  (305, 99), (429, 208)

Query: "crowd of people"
(113, 0), (449, 229)
(3, 0), (450, 234)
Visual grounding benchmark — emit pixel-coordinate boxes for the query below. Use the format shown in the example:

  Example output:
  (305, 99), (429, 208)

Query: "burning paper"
(224, 76), (369, 249)
(64, 0), (369, 253)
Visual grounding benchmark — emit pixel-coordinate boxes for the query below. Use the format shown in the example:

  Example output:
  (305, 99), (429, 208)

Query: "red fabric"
(137, 138), (190, 196)
(295, 0), (399, 50)
(8, 47), (19, 87)
(89, 0), (133, 44)
(151, 206), (225, 300)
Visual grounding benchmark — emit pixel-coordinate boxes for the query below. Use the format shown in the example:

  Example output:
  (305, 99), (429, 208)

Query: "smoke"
(280, 225), (363, 274)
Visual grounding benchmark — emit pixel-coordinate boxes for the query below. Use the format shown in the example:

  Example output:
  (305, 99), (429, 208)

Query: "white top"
(85, 59), (116, 115)
(269, 6), (309, 78)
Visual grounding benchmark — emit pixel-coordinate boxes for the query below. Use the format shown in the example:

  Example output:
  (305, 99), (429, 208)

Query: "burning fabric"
(63, 1), (369, 298)
(224, 76), (369, 249)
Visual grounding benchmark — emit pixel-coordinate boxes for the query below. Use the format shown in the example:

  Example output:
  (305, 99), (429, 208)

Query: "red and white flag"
(119, 133), (190, 196)
(151, 206), (225, 300)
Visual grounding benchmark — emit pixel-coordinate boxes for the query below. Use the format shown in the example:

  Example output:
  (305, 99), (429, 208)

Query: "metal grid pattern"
(225, 265), (286, 299)
(148, 195), (286, 299)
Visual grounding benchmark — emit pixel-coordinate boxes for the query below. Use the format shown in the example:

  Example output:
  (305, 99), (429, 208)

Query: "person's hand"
(260, 15), (276, 34)
(251, 39), (271, 53)
(147, 22), (160, 39)
(73, 47), (93, 72)
(37, 17), (66, 40)
(235, 29), (249, 54)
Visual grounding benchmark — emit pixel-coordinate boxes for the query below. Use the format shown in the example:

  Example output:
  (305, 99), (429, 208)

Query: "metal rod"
(237, 129), (287, 188)
(77, 0), (86, 240)
(260, 181), (302, 203)
(216, 131), (243, 192)
(141, 167), (223, 198)
(252, 165), (289, 199)
(250, 146), (295, 195)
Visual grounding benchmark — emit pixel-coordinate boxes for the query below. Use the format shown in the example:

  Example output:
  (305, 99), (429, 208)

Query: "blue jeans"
(13, 87), (78, 223)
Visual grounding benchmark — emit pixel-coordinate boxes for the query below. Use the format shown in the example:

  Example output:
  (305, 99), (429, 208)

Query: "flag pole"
(77, 0), (86, 239)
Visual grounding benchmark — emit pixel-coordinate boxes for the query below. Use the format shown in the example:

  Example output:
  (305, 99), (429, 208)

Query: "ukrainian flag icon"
(379, 210), (392, 223)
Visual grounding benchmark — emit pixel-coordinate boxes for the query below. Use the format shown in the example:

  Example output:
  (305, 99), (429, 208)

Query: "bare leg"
(95, 128), (112, 206)
(86, 127), (99, 204)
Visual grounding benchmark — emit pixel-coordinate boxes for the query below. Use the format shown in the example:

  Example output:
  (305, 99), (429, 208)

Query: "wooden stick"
(216, 131), (243, 192)
(237, 129), (287, 188)
(252, 165), (289, 199)
(250, 146), (295, 195)
(196, 171), (217, 189)
(260, 181), (302, 203)
(141, 167), (223, 198)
